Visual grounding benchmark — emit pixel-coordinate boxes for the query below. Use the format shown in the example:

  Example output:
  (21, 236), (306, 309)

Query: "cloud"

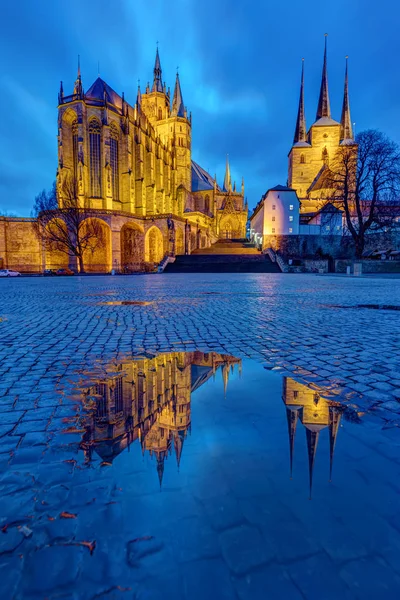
(1, 0), (400, 215)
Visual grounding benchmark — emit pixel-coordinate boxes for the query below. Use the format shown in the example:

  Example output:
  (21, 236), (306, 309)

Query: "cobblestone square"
(1, 273), (400, 599)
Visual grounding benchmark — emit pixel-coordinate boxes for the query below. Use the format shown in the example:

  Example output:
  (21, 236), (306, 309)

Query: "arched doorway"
(81, 218), (112, 273)
(121, 223), (144, 272)
(145, 226), (164, 264)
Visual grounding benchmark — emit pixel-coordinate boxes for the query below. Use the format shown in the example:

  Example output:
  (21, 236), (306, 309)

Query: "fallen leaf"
(60, 512), (77, 519)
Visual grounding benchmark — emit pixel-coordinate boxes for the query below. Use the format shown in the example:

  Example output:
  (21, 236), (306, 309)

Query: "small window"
(272, 216), (275, 222)
(272, 228), (275, 233)
(289, 216), (293, 222)
(180, 126), (182, 132)
(272, 205), (276, 210)
(336, 225), (340, 230)
(293, 390), (298, 399)
(326, 225), (331, 231)
(300, 154), (305, 164)
(289, 205), (294, 211)
(158, 108), (163, 120)
(289, 227), (293, 233)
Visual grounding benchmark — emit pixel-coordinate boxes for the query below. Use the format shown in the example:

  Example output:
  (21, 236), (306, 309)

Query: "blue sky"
(1, 0), (399, 215)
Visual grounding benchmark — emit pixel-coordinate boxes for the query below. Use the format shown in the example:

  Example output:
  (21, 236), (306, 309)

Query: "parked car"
(0, 269), (21, 277)
(55, 268), (74, 276)
(43, 269), (56, 276)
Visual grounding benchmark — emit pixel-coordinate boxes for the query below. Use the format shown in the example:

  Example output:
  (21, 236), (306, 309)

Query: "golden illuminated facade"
(79, 351), (241, 485)
(288, 37), (356, 214)
(52, 50), (247, 272)
(283, 377), (342, 497)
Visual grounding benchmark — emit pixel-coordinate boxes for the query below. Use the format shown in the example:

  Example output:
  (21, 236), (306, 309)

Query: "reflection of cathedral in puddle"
(283, 378), (342, 498)
(80, 352), (241, 485)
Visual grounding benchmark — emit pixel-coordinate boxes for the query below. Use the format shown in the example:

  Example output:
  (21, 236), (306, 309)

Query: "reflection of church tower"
(305, 428), (320, 499)
(156, 450), (167, 488)
(283, 377), (342, 497)
(285, 406), (300, 478)
(329, 408), (341, 481)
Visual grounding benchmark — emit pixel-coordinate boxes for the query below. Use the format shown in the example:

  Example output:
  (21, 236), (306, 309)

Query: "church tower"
(141, 50), (192, 194)
(288, 36), (355, 213)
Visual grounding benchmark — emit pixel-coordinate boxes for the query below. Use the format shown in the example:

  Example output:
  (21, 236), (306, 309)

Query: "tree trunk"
(355, 235), (365, 259)
(78, 254), (85, 274)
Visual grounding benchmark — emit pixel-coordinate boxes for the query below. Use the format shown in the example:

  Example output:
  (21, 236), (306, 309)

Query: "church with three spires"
(53, 48), (248, 272)
(249, 36), (355, 247)
(288, 35), (355, 214)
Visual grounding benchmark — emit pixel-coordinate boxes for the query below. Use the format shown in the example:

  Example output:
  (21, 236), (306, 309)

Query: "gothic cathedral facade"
(55, 49), (248, 272)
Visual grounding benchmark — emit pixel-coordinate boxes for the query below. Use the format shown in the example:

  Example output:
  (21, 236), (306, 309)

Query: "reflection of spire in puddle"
(285, 407), (300, 479)
(329, 408), (341, 482)
(306, 428), (320, 500)
(283, 377), (342, 497)
(79, 351), (241, 486)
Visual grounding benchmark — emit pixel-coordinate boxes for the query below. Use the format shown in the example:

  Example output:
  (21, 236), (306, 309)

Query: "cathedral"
(288, 36), (355, 214)
(54, 49), (248, 272)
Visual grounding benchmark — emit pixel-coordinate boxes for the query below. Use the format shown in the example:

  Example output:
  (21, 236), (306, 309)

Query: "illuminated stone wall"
(0, 218), (42, 272)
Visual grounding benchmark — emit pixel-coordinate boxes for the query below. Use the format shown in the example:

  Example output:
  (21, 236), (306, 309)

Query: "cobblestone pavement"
(0, 273), (400, 599)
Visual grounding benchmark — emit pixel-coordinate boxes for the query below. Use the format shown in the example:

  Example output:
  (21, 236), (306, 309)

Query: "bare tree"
(328, 130), (400, 257)
(33, 175), (105, 273)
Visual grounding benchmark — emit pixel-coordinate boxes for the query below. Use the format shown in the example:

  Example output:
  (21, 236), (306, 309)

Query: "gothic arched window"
(110, 124), (119, 201)
(72, 120), (78, 181)
(158, 108), (162, 120)
(89, 119), (102, 198)
(322, 147), (329, 165)
(300, 154), (305, 164)
(204, 194), (210, 213)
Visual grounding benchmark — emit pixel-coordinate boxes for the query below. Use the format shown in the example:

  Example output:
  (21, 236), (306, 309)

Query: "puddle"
(324, 303), (400, 311)
(4, 351), (400, 597)
(71, 352), (369, 499)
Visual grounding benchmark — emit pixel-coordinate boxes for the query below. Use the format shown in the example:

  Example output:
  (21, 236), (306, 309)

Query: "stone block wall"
(0, 218), (42, 272)
(263, 234), (344, 258)
(335, 259), (400, 274)
(264, 230), (400, 260)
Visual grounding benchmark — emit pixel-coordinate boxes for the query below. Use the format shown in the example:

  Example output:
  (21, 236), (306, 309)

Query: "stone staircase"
(164, 239), (281, 273)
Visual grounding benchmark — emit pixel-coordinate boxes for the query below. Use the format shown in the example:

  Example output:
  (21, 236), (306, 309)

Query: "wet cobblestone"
(0, 273), (399, 599)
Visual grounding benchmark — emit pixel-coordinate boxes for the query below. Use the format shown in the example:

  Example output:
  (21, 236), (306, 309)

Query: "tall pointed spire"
(173, 430), (185, 468)
(58, 81), (64, 104)
(329, 407), (341, 481)
(316, 34), (331, 120)
(223, 155), (232, 192)
(293, 59), (307, 144)
(306, 428), (320, 499)
(171, 72), (185, 117)
(286, 408), (299, 478)
(340, 56), (353, 141)
(152, 47), (163, 93)
(156, 452), (165, 489)
(73, 55), (83, 98)
(136, 80), (142, 110)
